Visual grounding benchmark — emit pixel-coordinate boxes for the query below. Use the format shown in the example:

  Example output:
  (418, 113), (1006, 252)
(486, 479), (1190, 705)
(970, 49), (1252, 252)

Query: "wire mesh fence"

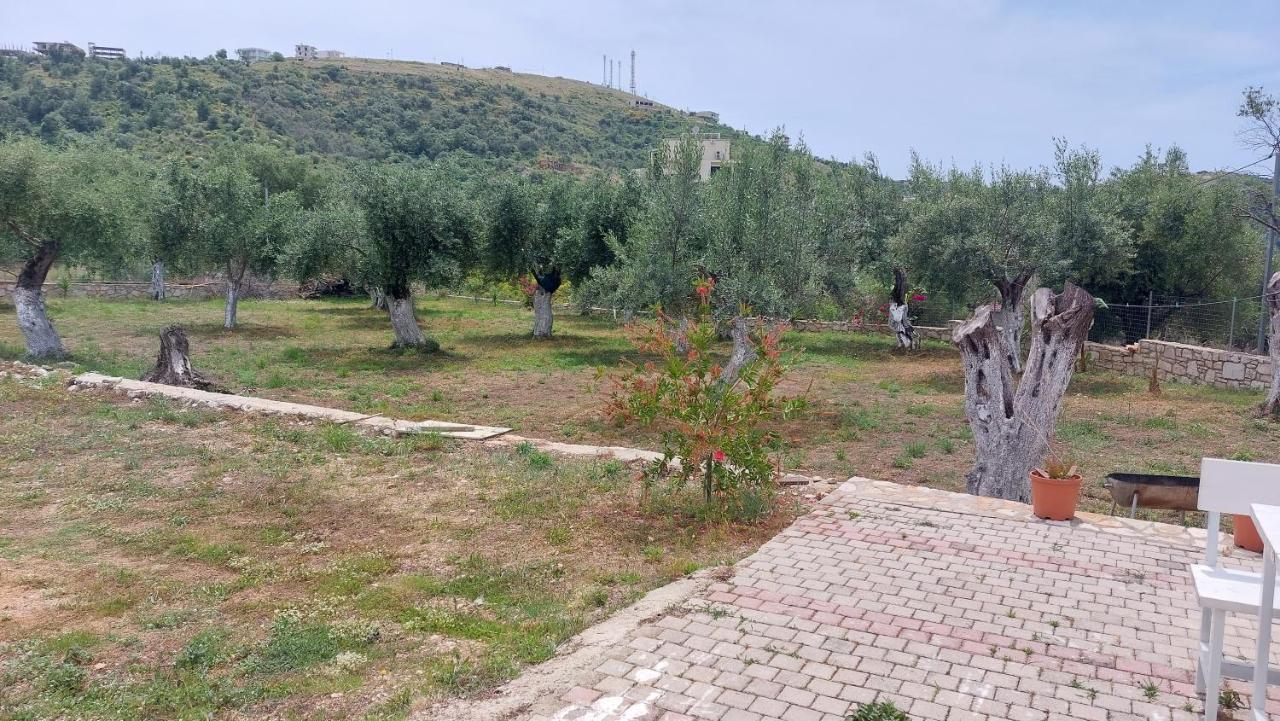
(1089, 294), (1270, 353)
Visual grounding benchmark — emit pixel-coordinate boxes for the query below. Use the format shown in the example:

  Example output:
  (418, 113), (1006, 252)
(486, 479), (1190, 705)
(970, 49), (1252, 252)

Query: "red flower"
(712, 449), (726, 463)
(912, 293), (927, 302)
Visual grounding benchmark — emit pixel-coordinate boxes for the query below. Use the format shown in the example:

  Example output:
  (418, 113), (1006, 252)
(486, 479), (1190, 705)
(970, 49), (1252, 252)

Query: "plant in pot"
(1030, 453), (1083, 521)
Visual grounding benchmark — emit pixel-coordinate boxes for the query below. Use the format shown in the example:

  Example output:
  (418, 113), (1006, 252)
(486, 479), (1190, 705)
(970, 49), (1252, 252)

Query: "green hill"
(0, 52), (736, 171)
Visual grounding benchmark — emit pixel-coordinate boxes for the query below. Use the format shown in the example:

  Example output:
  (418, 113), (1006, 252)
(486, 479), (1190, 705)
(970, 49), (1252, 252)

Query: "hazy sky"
(5, 1), (1278, 177)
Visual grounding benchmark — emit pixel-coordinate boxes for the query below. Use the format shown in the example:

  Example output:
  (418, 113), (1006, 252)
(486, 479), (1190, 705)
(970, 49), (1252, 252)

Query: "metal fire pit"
(1104, 472), (1200, 519)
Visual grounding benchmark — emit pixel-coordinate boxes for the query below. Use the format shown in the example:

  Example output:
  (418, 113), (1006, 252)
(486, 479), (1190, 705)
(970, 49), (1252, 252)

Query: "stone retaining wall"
(0, 280), (295, 302)
(1085, 338), (1273, 390)
(789, 318), (958, 343)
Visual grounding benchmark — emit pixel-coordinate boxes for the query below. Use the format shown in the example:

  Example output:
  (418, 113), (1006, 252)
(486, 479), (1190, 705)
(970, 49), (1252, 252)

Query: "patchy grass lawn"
(0, 377), (792, 720)
(2, 294), (1279, 520)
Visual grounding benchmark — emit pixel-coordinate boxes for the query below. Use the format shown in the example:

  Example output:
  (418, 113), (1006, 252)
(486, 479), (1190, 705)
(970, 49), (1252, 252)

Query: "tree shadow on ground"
(179, 322), (300, 340)
(798, 333), (954, 363)
(1069, 374), (1140, 397)
(281, 344), (466, 374)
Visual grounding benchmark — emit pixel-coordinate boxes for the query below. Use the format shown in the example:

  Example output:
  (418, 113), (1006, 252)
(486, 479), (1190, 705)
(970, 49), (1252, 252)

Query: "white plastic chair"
(1192, 457), (1280, 720)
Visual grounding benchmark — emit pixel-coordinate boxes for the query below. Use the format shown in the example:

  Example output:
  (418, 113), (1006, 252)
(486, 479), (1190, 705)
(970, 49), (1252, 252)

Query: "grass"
(2, 294), (1278, 517)
(0, 374), (789, 719)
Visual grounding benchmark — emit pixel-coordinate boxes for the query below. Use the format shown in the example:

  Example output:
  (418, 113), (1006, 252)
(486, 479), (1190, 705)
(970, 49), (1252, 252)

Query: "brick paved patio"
(531, 478), (1280, 721)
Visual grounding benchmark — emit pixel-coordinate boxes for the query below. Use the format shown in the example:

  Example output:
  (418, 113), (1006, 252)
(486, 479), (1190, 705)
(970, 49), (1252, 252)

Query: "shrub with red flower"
(516, 274), (539, 308)
(605, 283), (805, 520)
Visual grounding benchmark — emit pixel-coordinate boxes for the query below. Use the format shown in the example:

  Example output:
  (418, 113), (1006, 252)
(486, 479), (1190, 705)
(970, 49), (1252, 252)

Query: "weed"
(1140, 678), (1159, 700)
(176, 628), (229, 671)
(1220, 688), (1243, 711)
(846, 700), (908, 721)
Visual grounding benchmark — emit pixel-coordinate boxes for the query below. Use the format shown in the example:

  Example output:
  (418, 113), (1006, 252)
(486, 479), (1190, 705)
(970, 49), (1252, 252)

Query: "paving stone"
(535, 478), (1280, 721)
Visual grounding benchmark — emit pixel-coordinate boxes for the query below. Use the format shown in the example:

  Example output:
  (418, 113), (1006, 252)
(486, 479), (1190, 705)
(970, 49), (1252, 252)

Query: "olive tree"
(0, 139), (144, 358)
(894, 158), (1056, 372)
(481, 174), (578, 337)
(351, 163), (474, 349)
(700, 132), (834, 382)
(149, 161), (203, 301)
(187, 155), (304, 329)
(579, 136), (706, 319)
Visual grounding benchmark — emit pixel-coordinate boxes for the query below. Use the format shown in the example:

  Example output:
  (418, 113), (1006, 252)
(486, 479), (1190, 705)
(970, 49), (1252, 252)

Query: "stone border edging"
(70, 372), (511, 440)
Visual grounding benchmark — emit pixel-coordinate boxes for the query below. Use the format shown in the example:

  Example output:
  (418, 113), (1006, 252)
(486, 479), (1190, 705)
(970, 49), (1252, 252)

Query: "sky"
(4, 0), (1278, 178)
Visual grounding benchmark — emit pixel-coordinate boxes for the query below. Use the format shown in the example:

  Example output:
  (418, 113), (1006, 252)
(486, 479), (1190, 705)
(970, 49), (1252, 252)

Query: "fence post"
(1229, 297), (1237, 349)
(1145, 291), (1154, 339)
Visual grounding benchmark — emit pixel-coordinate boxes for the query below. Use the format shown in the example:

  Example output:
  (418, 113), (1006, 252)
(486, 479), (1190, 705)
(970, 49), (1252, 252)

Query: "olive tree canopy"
(0, 139), (146, 358)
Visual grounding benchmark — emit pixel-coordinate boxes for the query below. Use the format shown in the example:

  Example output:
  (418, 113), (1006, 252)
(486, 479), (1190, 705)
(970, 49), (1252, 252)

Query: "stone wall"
(1085, 339), (1273, 391)
(0, 280), (296, 302)
(789, 318), (958, 343)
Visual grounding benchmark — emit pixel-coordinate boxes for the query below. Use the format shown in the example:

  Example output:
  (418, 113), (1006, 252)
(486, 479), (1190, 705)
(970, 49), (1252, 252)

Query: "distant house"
(33, 41), (84, 57)
(236, 47), (274, 63)
(689, 110), (719, 123)
(631, 98), (655, 109)
(87, 43), (126, 60)
(658, 133), (731, 181)
(297, 45), (343, 61)
(440, 61), (466, 69)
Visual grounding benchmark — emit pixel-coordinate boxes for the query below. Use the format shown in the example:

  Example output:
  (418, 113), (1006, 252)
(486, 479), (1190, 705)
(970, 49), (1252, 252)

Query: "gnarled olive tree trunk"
(141, 326), (224, 392)
(369, 287), (388, 311)
(531, 270), (561, 339)
(955, 283), (1094, 501)
(223, 260), (247, 330)
(888, 267), (915, 350)
(13, 240), (65, 359)
(388, 289), (430, 349)
(151, 260), (166, 301)
(718, 316), (757, 386)
(1263, 272), (1280, 418)
(993, 271), (1033, 373)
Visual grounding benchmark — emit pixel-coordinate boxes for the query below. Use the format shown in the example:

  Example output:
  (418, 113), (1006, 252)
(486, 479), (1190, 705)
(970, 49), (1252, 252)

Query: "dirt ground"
(0, 371), (802, 719)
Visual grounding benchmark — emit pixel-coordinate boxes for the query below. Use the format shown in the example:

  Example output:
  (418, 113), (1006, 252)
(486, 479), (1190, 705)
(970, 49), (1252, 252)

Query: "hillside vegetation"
(0, 52), (730, 170)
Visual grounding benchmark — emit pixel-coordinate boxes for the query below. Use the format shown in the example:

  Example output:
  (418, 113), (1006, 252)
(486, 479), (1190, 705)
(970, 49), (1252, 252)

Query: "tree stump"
(140, 326), (226, 392)
(1264, 272), (1280, 418)
(954, 283), (1094, 501)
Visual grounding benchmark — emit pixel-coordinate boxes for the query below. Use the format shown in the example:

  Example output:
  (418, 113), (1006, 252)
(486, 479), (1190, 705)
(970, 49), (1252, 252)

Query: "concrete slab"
(71, 372), (511, 440)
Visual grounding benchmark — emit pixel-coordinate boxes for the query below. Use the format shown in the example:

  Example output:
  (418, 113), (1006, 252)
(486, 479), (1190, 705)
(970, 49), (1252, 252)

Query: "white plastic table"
(1249, 503), (1280, 721)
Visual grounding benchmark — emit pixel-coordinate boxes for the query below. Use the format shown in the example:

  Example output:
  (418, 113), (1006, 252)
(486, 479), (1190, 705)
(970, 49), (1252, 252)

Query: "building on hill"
(494, 65), (512, 73)
(689, 110), (719, 123)
(33, 41), (84, 57)
(631, 98), (655, 109)
(658, 133), (731, 181)
(87, 43), (125, 59)
(295, 45), (343, 61)
(236, 47), (274, 63)
(440, 61), (466, 70)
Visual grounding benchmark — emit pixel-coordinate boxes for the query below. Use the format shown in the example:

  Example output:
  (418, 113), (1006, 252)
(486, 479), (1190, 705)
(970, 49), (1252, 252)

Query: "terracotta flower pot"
(1234, 514), (1265, 553)
(1030, 469), (1084, 521)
